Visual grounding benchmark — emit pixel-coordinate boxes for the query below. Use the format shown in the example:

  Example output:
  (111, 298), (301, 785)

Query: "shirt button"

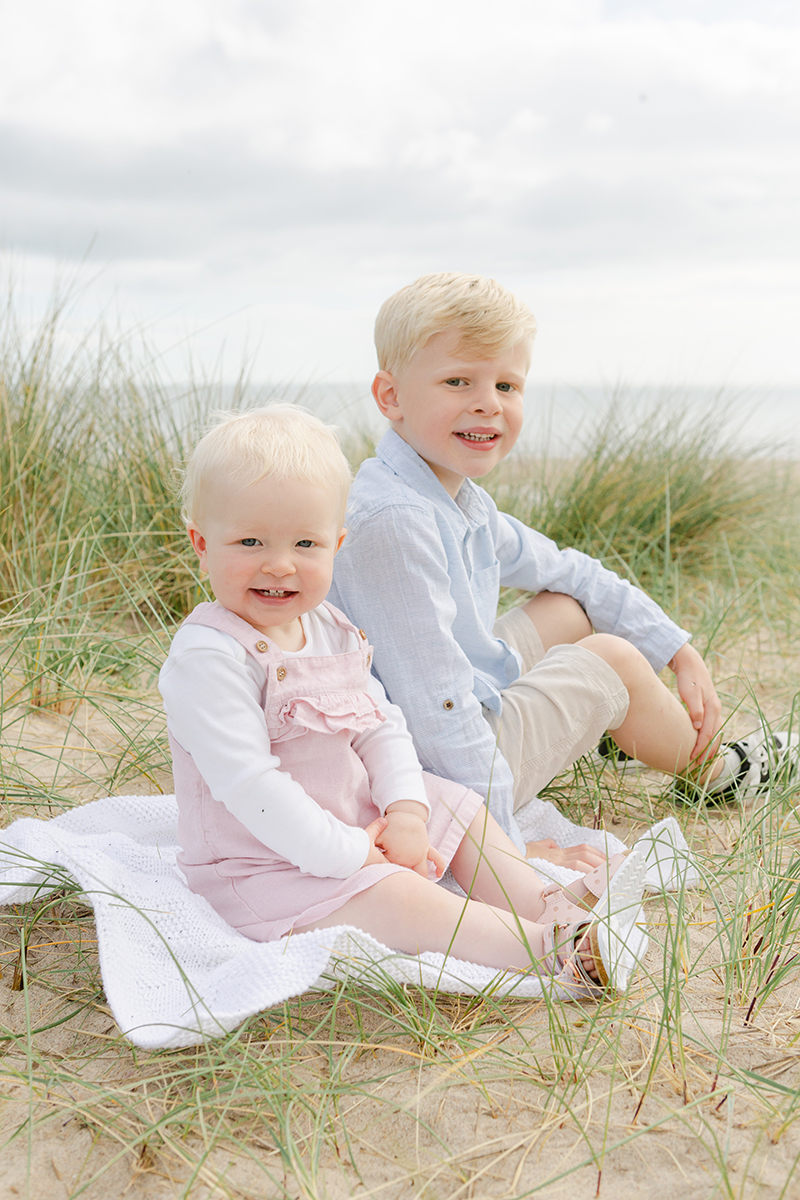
(443, 699), (454, 710)
(359, 629), (367, 640)
(255, 640), (269, 653)
(276, 666), (287, 681)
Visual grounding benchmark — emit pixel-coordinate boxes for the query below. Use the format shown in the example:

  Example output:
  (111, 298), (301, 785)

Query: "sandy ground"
(1, 627), (799, 1198)
(2, 902), (800, 1200)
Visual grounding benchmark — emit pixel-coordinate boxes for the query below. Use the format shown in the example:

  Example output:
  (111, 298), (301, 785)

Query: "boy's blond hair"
(181, 404), (352, 525)
(374, 272), (537, 375)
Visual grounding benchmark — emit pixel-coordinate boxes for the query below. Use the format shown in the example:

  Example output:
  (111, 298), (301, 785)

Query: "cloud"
(0, 0), (798, 384)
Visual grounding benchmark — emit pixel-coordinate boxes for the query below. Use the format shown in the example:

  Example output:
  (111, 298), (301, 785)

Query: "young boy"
(329, 273), (797, 859)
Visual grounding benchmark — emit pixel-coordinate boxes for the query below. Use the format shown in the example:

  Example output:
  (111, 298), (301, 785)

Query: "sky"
(1, 0), (798, 390)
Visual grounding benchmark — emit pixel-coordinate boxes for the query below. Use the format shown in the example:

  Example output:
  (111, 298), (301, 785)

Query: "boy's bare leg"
(579, 633), (723, 780)
(522, 591), (592, 649)
(522, 592), (723, 780)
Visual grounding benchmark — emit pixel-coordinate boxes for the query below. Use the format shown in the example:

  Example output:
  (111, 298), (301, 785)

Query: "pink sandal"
(536, 850), (649, 997)
(538, 921), (605, 999)
(550, 851), (632, 913)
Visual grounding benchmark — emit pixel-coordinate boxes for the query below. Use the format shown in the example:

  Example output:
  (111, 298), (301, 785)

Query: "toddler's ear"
(372, 371), (401, 420)
(187, 524), (208, 569)
(336, 528), (347, 553)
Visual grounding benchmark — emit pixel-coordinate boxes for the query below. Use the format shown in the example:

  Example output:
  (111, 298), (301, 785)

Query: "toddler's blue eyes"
(238, 537), (316, 548)
(496, 382), (512, 392)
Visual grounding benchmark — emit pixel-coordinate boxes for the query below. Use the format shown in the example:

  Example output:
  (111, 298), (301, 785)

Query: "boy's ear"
(187, 524), (208, 571)
(372, 371), (402, 422)
(335, 527), (347, 554)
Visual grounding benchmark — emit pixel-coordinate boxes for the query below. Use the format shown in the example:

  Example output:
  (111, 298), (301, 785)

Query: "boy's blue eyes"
(240, 538), (259, 546)
(296, 539), (314, 548)
(444, 378), (514, 392)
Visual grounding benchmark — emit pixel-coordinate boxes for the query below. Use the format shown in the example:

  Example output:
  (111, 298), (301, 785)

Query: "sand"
(1, 626), (799, 1199)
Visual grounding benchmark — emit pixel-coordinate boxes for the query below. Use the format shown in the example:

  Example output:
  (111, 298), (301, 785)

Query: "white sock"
(706, 745), (741, 793)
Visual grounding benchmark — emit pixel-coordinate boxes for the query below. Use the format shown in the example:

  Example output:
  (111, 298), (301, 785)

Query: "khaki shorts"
(483, 605), (630, 812)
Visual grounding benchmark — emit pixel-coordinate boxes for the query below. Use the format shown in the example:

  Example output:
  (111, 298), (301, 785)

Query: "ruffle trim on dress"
(272, 692), (385, 742)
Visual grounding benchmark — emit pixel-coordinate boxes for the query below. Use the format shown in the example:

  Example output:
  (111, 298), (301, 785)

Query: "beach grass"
(1, 302), (800, 1197)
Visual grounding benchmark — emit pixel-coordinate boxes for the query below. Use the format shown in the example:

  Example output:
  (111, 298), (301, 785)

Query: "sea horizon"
(160, 380), (800, 460)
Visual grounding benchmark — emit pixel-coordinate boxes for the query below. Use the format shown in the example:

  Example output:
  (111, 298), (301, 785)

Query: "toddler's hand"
(377, 811), (445, 879)
(362, 816), (389, 868)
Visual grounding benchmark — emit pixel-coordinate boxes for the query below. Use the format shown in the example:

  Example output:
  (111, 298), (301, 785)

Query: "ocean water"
(229, 381), (800, 459)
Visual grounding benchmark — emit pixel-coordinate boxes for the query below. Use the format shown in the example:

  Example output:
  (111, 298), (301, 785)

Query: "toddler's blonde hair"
(181, 404), (352, 525)
(375, 272), (537, 375)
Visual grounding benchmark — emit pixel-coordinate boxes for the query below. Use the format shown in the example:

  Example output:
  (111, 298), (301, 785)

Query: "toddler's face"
(188, 474), (346, 646)
(372, 331), (528, 497)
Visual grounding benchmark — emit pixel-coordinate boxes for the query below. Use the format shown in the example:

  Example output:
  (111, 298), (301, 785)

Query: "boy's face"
(372, 331), (528, 497)
(188, 474), (346, 646)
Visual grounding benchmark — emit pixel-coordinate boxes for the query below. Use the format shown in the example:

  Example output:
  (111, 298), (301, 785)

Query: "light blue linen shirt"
(329, 429), (690, 847)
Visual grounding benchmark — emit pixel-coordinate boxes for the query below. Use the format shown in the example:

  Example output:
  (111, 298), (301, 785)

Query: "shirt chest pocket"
(469, 562), (501, 626)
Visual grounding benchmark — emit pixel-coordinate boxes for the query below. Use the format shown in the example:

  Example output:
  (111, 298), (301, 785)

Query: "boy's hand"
(362, 816), (389, 868)
(377, 803), (446, 879)
(669, 643), (723, 762)
(525, 838), (607, 873)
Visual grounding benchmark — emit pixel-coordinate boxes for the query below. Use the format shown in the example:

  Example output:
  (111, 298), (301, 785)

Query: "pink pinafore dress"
(169, 601), (484, 942)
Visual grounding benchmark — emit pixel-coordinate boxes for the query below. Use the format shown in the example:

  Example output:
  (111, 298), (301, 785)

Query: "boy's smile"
(188, 475), (346, 650)
(372, 331), (529, 498)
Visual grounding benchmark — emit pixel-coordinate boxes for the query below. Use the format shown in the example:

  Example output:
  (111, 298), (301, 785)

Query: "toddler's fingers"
(427, 845), (446, 878)
(366, 816), (389, 846)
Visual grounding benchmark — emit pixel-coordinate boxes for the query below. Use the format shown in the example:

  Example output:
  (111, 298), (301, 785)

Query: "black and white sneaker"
(677, 729), (799, 806)
(591, 732), (647, 773)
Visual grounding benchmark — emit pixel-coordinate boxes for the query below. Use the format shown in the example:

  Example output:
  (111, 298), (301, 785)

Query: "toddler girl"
(159, 406), (649, 996)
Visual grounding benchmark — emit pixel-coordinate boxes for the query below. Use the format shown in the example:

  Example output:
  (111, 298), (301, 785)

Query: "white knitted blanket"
(0, 794), (696, 1050)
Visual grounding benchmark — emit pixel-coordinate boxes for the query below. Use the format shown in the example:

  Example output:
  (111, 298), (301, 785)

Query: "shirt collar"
(375, 429), (488, 531)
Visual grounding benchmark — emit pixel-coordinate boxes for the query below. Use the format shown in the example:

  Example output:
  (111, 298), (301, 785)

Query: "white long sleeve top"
(159, 605), (429, 879)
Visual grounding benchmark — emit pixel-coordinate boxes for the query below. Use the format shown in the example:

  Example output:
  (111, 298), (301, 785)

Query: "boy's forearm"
(498, 516), (690, 672)
(667, 642), (698, 672)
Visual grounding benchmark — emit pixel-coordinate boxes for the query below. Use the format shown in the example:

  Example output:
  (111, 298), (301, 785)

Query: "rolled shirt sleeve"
(493, 511), (690, 671)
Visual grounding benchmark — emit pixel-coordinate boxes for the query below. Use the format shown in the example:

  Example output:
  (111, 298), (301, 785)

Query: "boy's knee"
(522, 591), (592, 648)
(579, 632), (648, 680)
